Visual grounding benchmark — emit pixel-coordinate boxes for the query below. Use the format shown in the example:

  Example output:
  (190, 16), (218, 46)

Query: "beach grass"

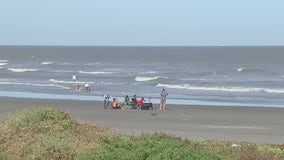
(0, 107), (283, 160)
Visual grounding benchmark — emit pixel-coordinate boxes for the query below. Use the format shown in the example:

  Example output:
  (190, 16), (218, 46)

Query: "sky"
(0, 0), (283, 46)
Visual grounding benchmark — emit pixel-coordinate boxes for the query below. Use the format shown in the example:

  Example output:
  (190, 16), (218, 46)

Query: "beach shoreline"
(0, 97), (283, 144)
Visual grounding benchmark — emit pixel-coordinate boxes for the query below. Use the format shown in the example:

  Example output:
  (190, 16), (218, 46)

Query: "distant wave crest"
(0, 81), (70, 90)
(135, 76), (159, 82)
(0, 63), (8, 66)
(50, 79), (95, 84)
(135, 76), (166, 82)
(41, 61), (54, 65)
(7, 68), (39, 72)
(139, 71), (157, 74)
(237, 67), (264, 72)
(79, 71), (115, 75)
(84, 62), (101, 66)
(157, 83), (284, 94)
(237, 67), (248, 72)
(0, 59), (8, 62)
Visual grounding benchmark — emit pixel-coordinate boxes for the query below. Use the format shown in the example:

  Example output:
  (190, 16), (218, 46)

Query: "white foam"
(7, 68), (39, 72)
(0, 59), (8, 62)
(79, 71), (115, 75)
(181, 78), (210, 81)
(237, 67), (262, 72)
(84, 62), (101, 66)
(264, 88), (284, 94)
(41, 61), (54, 65)
(59, 63), (73, 66)
(50, 79), (95, 84)
(135, 76), (166, 82)
(50, 79), (79, 84)
(157, 83), (284, 94)
(140, 71), (157, 74)
(0, 63), (7, 66)
(0, 81), (70, 90)
(237, 67), (246, 72)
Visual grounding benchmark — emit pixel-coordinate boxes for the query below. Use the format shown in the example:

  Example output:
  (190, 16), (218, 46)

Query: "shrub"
(257, 145), (284, 158)
(75, 134), (225, 160)
(0, 107), (114, 160)
(0, 150), (10, 160)
(0, 107), (283, 160)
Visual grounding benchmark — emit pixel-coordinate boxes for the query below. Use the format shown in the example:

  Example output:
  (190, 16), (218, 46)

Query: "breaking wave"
(237, 67), (264, 72)
(79, 71), (115, 75)
(84, 62), (101, 66)
(0, 59), (8, 62)
(50, 79), (95, 84)
(0, 81), (70, 90)
(139, 71), (158, 74)
(135, 76), (166, 82)
(157, 83), (284, 94)
(0, 63), (7, 66)
(41, 61), (54, 65)
(7, 68), (39, 72)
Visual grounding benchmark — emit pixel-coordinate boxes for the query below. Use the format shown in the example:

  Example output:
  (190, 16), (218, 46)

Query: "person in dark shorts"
(124, 95), (130, 109)
(131, 95), (138, 109)
(159, 88), (168, 111)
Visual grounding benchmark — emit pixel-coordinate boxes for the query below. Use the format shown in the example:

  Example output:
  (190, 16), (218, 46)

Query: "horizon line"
(0, 45), (283, 47)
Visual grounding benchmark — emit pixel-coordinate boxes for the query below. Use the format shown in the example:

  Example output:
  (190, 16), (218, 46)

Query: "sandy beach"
(0, 97), (283, 144)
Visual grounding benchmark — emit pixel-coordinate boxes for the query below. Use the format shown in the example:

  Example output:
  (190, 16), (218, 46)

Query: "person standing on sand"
(159, 88), (168, 111)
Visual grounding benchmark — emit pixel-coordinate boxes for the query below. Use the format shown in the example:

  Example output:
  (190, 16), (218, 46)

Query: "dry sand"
(0, 97), (283, 144)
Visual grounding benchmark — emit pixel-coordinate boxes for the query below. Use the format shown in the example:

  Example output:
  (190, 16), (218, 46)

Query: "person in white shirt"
(72, 74), (77, 81)
(84, 82), (90, 91)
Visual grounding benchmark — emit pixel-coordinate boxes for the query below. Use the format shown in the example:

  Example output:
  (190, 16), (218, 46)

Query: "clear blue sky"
(0, 0), (283, 46)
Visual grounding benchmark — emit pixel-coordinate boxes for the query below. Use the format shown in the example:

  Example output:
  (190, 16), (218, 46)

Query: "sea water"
(0, 46), (283, 107)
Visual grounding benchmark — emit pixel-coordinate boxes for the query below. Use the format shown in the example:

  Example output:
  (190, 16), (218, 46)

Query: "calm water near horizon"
(0, 46), (284, 107)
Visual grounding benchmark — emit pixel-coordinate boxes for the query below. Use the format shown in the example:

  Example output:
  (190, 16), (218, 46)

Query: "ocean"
(0, 46), (283, 107)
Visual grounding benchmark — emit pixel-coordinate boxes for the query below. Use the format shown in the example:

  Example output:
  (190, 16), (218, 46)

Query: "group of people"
(103, 88), (168, 111)
(73, 74), (169, 110)
(103, 94), (143, 110)
(112, 95), (149, 110)
(73, 74), (91, 93)
(124, 95), (147, 110)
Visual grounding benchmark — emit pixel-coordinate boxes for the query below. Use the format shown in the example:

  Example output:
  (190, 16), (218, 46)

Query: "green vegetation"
(75, 135), (223, 160)
(0, 107), (113, 160)
(0, 107), (283, 160)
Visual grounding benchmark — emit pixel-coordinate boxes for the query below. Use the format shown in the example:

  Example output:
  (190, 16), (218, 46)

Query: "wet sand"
(0, 97), (283, 144)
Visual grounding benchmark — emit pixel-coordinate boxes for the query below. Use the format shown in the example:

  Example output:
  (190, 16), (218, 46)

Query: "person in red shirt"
(137, 97), (145, 110)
